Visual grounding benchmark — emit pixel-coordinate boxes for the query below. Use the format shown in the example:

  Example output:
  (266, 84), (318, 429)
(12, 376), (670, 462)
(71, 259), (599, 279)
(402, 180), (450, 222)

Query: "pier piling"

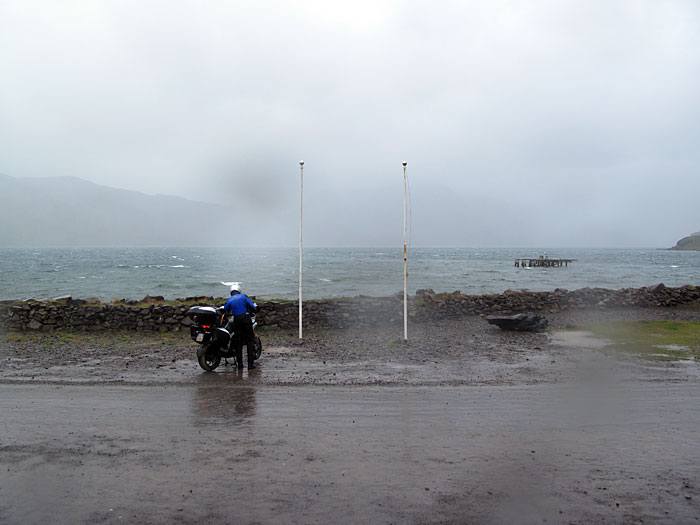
(515, 256), (576, 268)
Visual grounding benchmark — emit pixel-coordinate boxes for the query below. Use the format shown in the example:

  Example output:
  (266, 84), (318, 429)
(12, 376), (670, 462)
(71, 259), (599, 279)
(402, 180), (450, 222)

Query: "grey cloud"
(1, 0), (699, 247)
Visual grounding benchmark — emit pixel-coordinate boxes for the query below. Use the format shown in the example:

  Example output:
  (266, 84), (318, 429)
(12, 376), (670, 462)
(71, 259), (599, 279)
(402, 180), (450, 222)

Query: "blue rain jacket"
(224, 293), (256, 316)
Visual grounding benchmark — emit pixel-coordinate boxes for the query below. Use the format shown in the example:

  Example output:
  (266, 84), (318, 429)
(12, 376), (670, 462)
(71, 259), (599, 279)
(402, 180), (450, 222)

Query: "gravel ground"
(2, 307), (699, 386)
(3, 307), (700, 524)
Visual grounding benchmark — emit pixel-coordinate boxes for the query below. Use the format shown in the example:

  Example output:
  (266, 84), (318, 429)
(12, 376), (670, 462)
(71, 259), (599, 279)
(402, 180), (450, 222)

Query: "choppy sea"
(0, 247), (698, 302)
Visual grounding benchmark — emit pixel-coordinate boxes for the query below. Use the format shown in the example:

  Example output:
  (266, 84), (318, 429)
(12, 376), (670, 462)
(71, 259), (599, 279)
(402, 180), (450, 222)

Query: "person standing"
(224, 283), (258, 369)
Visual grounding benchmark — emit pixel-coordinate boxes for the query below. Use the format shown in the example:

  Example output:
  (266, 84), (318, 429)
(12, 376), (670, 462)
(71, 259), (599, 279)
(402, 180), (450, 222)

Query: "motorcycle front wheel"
(254, 337), (263, 360)
(198, 349), (221, 371)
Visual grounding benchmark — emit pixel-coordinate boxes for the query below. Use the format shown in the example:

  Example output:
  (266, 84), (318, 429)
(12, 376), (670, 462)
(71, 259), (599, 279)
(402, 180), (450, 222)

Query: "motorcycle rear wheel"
(198, 350), (221, 371)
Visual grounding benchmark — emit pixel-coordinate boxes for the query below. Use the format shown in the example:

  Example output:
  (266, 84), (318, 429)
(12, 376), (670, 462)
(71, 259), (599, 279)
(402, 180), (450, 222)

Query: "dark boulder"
(652, 283), (667, 294)
(142, 295), (165, 303)
(184, 296), (214, 302)
(486, 314), (548, 332)
(415, 288), (437, 303)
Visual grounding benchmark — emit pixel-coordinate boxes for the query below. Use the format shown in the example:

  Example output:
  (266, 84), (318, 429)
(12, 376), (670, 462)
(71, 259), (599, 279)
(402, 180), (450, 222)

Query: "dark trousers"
(232, 314), (255, 366)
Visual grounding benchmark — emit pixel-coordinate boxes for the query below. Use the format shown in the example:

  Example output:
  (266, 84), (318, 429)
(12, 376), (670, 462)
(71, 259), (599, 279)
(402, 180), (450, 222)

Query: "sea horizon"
(1, 246), (697, 302)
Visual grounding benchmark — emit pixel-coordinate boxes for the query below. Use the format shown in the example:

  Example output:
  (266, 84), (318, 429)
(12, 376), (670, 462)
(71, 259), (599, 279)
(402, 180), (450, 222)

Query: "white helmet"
(221, 281), (242, 295)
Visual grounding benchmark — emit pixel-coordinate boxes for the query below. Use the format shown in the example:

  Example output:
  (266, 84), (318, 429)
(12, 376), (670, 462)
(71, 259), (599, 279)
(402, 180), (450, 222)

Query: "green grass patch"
(0, 329), (186, 349)
(581, 320), (700, 361)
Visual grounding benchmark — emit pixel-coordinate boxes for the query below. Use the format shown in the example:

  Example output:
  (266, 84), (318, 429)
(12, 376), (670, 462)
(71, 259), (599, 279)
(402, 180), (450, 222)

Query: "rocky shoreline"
(1, 283), (699, 332)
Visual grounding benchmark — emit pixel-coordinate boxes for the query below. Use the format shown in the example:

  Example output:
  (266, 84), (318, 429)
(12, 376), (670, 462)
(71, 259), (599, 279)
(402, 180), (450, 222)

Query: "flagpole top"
(299, 160), (305, 167)
(402, 161), (407, 167)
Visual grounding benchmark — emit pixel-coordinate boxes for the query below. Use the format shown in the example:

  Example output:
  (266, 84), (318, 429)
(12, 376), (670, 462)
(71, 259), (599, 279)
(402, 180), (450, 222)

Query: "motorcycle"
(186, 305), (262, 371)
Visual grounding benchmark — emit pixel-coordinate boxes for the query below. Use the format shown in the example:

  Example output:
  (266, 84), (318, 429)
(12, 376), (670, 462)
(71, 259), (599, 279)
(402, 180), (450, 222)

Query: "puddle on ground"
(550, 330), (610, 349)
(654, 344), (691, 352)
(3, 382), (700, 524)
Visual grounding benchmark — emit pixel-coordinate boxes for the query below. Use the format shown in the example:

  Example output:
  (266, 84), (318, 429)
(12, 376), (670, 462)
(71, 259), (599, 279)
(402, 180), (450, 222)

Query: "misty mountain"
(0, 174), (234, 247)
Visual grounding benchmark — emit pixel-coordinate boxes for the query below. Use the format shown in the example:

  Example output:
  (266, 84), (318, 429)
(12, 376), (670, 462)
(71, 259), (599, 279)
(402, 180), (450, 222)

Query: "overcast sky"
(1, 1), (699, 247)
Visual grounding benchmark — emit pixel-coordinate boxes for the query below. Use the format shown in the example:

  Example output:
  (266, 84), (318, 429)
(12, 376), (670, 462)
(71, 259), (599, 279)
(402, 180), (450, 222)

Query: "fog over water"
(1, 1), (699, 248)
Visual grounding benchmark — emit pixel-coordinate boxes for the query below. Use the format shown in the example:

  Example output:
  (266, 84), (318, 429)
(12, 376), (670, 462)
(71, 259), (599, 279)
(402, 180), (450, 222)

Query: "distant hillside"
(0, 174), (235, 247)
(670, 232), (700, 251)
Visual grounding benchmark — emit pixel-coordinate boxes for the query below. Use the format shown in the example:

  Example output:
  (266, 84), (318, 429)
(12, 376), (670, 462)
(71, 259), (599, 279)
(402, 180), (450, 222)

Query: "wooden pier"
(515, 256), (576, 268)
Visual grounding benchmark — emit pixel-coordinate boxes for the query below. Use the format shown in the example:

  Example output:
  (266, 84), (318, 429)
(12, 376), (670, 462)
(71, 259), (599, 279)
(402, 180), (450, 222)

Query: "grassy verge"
(580, 320), (700, 361)
(1, 325), (290, 349)
(0, 330), (186, 348)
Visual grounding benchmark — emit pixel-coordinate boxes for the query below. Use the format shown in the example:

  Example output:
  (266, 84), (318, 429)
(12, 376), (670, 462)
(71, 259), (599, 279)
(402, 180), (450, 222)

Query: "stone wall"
(1, 283), (699, 332)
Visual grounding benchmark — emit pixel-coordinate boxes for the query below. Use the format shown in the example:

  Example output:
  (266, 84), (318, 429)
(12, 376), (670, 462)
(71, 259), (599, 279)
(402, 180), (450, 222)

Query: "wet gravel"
(2, 313), (550, 386)
(2, 307), (699, 386)
(2, 307), (700, 524)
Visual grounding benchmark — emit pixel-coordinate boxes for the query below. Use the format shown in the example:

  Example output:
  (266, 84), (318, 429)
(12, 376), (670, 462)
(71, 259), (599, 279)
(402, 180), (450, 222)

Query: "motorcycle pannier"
(187, 306), (218, 325)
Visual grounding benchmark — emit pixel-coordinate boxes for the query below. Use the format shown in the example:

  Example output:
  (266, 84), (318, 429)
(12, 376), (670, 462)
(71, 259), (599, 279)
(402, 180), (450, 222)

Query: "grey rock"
(142, 295), (165, 303)
(486, 314), (548, 332)
(652, 283), (667, 294)
(185, 296), (214, 302)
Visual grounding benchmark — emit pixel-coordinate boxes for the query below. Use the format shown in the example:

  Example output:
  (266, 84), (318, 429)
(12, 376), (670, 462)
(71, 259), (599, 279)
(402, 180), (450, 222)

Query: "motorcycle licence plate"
(196, 333), (204, 342)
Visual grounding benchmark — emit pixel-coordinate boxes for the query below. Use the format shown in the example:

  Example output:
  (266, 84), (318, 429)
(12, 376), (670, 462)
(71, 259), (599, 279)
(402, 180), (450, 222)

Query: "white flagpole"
(299, 160), (304, 340)
(403, 161), (408, 342)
